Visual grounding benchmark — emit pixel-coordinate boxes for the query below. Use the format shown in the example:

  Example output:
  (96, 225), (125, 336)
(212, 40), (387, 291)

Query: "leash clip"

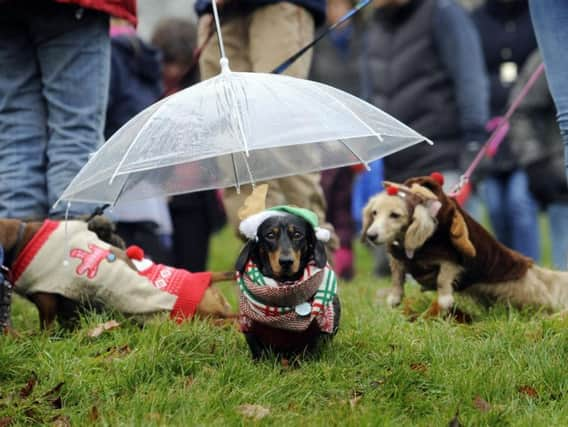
(450, 174), (469, 196)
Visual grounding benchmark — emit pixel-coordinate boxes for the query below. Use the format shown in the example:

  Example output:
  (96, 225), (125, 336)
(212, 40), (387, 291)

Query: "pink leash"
(449, 62), (546, 197)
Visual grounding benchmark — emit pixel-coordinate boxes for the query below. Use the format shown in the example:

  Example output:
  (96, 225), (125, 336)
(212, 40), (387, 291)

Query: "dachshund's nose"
(279, 255), (294, 269)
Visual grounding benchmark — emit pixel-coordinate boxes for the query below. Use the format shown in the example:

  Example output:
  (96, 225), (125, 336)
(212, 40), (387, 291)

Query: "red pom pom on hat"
(126, 245), (144, 260)
(430, 172), (444, 186)
(386, 185), (399, 196)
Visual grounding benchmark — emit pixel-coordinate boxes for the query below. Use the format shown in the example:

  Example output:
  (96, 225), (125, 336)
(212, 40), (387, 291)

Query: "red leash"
(450, 62), (546, 199)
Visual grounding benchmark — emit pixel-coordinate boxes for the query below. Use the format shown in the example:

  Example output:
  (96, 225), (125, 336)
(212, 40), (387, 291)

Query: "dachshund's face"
(361, 193), (410, 245)
(236, 213), (327, 281)
(256, 215), (311, 281)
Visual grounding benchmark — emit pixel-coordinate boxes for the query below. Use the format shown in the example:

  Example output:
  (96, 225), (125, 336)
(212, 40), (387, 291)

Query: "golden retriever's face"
(362, 193), (410, 245)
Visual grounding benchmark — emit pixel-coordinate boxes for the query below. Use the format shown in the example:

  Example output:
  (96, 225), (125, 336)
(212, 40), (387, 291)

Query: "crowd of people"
(1, 0), (568, 302)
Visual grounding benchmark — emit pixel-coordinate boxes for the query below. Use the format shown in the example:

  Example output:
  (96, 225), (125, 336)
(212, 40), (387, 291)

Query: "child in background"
(105, 19), (173, 264)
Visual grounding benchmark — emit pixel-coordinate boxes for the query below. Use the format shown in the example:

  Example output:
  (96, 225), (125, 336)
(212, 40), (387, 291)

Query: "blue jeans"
(481, 170), (540, 261)
(529, 1), (568, 181)
(548, 203), (568, 270)
(0, 2), (109, 219)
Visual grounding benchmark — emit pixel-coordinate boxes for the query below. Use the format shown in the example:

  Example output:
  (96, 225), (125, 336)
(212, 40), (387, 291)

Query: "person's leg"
(480, 175), (510, 246)
(248, 3), (337, 244)
(529, 1), (568, 180)
(0, 11), (49, 219)
(547, 202), (568, 270)
(169, 192), (218, 271)
(506, 169), (540, 260)
(30, 5), (110, 217)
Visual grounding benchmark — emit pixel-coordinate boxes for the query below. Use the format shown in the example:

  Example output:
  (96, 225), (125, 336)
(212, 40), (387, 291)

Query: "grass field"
(1, 226), (567, 426)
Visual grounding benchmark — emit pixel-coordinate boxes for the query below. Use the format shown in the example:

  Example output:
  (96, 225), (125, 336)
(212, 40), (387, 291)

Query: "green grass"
(1, 226), (567, 426)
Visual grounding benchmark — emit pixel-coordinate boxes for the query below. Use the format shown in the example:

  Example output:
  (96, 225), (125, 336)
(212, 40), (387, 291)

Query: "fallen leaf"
(410, 363), (428, 373)
(184, 376), (194, 388)
(144, 413), (161, 422)
(237, 404), (270, 420)
(0, 416), (13, 427)
(424, 300), (441, 318)
(281, 358), (290, 369)
(89, 405), (99, 422)
(100, 344), (131, 361)
(52, 415), (71, 427)
(518, 385), (538, 398)
(473, 395), (491, 412)
(88, 320), (120, 338)
(19, 374), (37, 398)
(448, 410), (462, 427)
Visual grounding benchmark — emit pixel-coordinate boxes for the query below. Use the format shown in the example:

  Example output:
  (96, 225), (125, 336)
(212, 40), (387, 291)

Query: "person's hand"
(373, 0), (411, 8)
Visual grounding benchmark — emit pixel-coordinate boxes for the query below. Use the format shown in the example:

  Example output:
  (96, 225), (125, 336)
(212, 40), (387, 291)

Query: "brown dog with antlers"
(362, 172), (568, 314)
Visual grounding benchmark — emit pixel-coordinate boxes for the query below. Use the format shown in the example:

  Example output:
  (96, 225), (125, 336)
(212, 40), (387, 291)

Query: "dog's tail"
(531, 265), (568, 310)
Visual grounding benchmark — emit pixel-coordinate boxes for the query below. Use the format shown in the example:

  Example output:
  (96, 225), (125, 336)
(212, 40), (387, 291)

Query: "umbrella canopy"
(57, 64), (431, 207)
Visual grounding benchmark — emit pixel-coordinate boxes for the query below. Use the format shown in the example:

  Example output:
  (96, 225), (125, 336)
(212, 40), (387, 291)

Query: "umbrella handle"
(211, 0), (229, 72)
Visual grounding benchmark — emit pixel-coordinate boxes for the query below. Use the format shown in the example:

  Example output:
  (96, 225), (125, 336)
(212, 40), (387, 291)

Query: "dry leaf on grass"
(19, 374), (37, 398)
(518, 385), (538, 398)
(237, 404), (270, 420)
(51, 415), (71, 427)
(0, 416), (13, 427)
(473, 395), (491, 412)
(144, 412), (162, 422)
(95, 344), (132, 361)
(410, 363), (428, 373)
(88, 320), (121, 338)
(89, 405), (99, 422)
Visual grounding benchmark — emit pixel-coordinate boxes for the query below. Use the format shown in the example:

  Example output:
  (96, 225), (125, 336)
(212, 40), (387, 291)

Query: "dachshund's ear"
(313, 240), (327, 268)
(450, 209), (476, 257)
(404, 204), (436, 258)
(360, 198), (375, 243)
(235, 240), (255, 274)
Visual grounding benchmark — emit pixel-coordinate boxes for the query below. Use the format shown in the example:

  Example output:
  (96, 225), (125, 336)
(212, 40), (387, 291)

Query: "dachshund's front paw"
(437, 294), (455, 311)
(386, 292), (402, 308)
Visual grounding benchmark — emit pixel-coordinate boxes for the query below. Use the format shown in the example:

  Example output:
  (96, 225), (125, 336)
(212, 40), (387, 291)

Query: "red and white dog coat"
(10, 220), (211, 322)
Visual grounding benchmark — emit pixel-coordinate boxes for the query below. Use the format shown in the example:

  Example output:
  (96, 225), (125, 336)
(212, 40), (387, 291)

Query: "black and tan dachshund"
(236, 213), (340, 359)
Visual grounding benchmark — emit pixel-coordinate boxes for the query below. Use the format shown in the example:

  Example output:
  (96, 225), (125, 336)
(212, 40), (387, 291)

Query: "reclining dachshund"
(236, 205), (340, 359)
(0, 216), (234, 330)
(362, 173), (568, 314)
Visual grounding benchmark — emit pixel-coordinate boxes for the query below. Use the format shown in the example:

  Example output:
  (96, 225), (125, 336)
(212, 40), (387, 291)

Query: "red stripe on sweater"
(10, 220), (60, 284)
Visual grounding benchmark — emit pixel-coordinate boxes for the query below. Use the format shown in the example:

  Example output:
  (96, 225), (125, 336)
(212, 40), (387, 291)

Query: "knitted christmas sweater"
(10, 220), (211, 321)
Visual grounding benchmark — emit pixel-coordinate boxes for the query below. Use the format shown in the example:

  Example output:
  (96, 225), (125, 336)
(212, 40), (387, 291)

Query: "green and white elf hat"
(239, 205), (331, 242)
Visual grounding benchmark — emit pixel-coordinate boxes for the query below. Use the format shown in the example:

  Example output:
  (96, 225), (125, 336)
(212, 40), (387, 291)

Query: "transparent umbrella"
(56, 2), (431, 209)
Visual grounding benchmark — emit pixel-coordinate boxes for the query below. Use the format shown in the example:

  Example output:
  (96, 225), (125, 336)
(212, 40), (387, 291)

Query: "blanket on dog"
(237, 260), (337, 333)
(10, 220), (211, 321)
(395, 176), (533, 290)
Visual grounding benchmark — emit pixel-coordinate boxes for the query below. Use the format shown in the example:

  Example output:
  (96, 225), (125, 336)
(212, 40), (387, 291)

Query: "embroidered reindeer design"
(70, 244), (111, 279)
